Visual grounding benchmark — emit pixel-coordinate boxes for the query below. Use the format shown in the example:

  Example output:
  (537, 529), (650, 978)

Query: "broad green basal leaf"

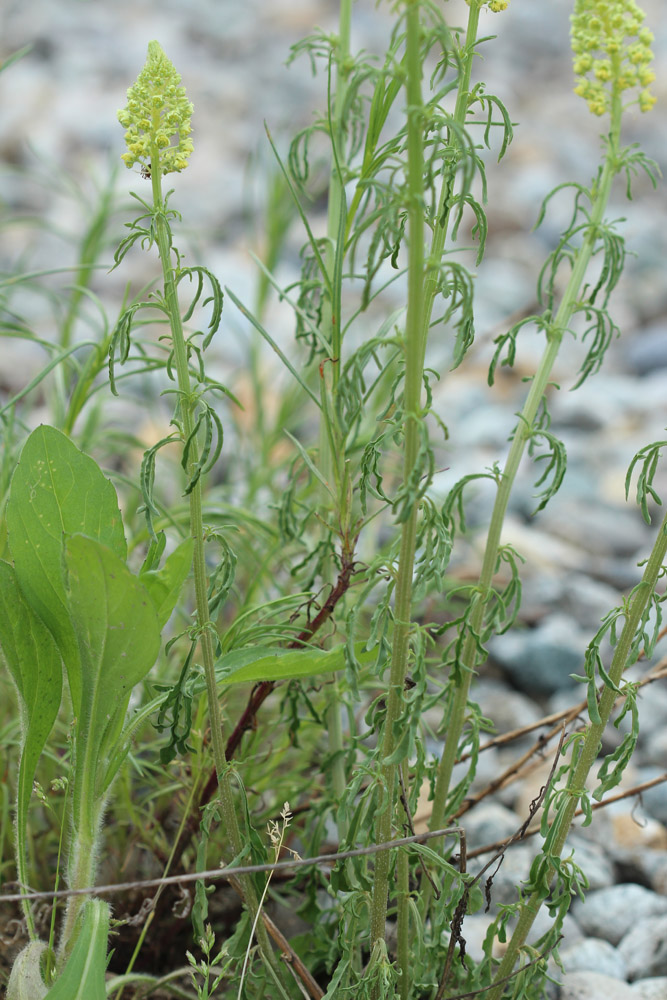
(0, 561), (61, 931)
(6, 426), (126, 713)
(139, 536), (193, 629)
(43, 900), (109, 1000)
(64, 534), (160, 822)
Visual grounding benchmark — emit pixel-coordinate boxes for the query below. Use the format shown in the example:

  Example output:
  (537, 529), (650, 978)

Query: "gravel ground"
(1, 1), (667, 998)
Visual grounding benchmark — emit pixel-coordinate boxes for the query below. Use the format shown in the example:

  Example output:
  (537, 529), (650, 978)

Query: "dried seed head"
(571, 1), (656, 115)
(118, 41), (194, 175)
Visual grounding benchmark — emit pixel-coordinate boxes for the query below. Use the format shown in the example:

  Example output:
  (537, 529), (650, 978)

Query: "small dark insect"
(140, 164), (151, 180)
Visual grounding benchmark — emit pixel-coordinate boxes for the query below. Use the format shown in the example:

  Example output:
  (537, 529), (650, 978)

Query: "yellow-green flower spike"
(571, 1), (656, 115)
(118, 41), (194, 175)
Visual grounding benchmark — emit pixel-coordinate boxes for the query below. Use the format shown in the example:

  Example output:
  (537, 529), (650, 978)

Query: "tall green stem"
(149, 161), (290, 989)
(487, 504), (667, 999)
(369, 0), (425, 961)
(368, 0), (487, 972)
(417, 2), (481, 369)
(150, 163), (237, 837)
(320, 0), (352, 840)
(428, 82), (623, 843)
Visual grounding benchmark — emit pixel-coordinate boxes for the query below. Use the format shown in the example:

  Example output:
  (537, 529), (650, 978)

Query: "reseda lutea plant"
(113, 39), (299, 995)
(229, 0), (661, 997)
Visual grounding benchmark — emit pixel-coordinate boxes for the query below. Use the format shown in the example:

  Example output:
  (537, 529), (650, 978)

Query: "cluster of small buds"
(571, 0), (656, 115)
(118, 41), (194, 176)
(466, 0), (509, 10)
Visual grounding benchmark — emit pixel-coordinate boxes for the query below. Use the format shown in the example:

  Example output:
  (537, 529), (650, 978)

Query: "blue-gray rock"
(467, 843), (534, 912)
(567, 835), (615, 892)
(559, 938), (628, 981)
(456, 913), (495, 964)
(560, 573), (625, 631)
(558, 970), (635, 1000)
(635, 768), (667, 826)
(625, 323), (667, 377)
(631, 977), (667, 999)
(524, 906), (583, 951)
(618, 915), (667, 980)
(571, 885), (667, 947)
(537, 499), (651, 560)
(645, 851), (667, 896)
(615, 686), (667, 746)
(644, 727), (667, 769)
(488, 613), (586, 694)
(463, 802), (522, 850)
(474, 679), (543, 746)
(549, 375), (646, 433)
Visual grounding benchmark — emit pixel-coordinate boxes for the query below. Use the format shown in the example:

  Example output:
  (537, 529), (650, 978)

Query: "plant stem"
(396, 776), (411, 1000)
(486, 503), (667, 999)
(427, 78), (623, 844)
(418, 2), (481, 369)
(367, 0), (484, 961)
(150, 162), (239, 847)
(320, 0), (352, 841)
(149, 160), (290, 990)
(368, 0), (425, 963)
(58, 805), (102, 964)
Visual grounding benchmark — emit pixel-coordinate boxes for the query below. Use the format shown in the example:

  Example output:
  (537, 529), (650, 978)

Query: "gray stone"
(625, 323), (667, 376)
(457, 913), (495, 964)
(630, 977), (667, 999)
(538, 499), (650, 560)
(644, 728), (667, 769)
(559, 938), (628, 981)
(615, 687), (667, 745)
(524, 906), (583, 952)
(474, 679), (544, 746)
(560, 573), (624, 631)
(571, 884), (667, 946)
(512, 570), (565, 624)
(488, 613), (586, 695)
(618, 915), (667, 980)
(467, 843), (534, 913)
(635, 768), (667, 826)
(463, 802), (523, 850)
(558, 970), (635, 1000)
(646, 852), (667, 896)
(567, 835), (615, 891)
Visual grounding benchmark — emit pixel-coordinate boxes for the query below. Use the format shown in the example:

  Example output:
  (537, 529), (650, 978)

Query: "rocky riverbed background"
(1, 1), (667, 998)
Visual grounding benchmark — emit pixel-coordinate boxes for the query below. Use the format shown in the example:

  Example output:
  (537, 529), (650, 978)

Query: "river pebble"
(559, 938), (628, 982)
(618, 915), (667, 981)
(487, 613), (587, 694)
(631, 979), (667, 1000)
(570, 884), (667, 947)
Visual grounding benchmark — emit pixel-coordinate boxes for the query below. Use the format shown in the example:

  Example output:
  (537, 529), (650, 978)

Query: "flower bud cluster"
(118, 41), (194, 175)
(571, 0), (656, 115)
(466, 0), (509, 10)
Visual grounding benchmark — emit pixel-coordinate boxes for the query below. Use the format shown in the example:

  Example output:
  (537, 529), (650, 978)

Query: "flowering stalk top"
(466, 0), (509, 11)
(571, 0), (656, 115)
(118, 41), (194, 175)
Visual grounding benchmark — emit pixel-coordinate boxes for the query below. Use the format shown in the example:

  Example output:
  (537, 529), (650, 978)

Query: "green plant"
(1, 424), (191, 995)
(0, 2), (664, 998)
